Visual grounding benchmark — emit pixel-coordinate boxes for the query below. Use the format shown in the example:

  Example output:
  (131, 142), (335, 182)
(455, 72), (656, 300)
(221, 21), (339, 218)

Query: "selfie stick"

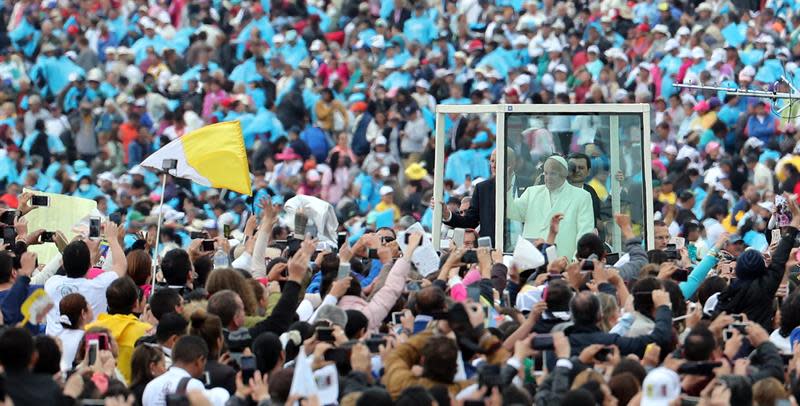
(150, 161), (172, 292)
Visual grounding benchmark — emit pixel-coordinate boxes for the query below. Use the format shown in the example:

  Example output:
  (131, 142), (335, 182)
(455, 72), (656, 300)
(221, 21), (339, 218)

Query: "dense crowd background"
(4, 0), (800, 405)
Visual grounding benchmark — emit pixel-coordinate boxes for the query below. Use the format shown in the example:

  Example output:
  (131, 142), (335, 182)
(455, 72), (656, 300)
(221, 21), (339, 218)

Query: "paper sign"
(289, 349), (318, 399)
(512, 236), (545, 270)
(22, 189), (97, 264)
(397, 222), (441, 277)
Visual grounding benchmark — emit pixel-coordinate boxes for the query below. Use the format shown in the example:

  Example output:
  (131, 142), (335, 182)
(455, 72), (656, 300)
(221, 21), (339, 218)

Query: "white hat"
(97, 172), (116, 184)
(309, 39), (324, 51)
(273, 33), (285, 44)
(375, 135), (387, 145)
(664, 145), (678, 155)
(307, 169), (321, 182)
(129, 165), (148, 176)
(454, 51), (467, 60)
(134, 98), (146, 107)
(117, 46), (133, 55)
(285, 30), (298, 42)
(744, 137), (765, 150)
(370, 35), (385, 49)
(652, 24), (670, 36)
(379, 185), (394, 196)
(157, 11), (171, 24)
(545, 40), (561, 53)
(474, 81), (490, 91)
(512, 36), (527, 47)
(691, 46), (705, 59)
(664, 39), (680, 52)
(587, 45), (599, 54)
(676, 26), (691, 36)
(555, 64), (568, 73)
(756, 33), (774, 44)
(642, 367), (681, 406)
(739, 65), (756, 81)
(402, 58), (419, 70)
(415, 79), (430, 89)
(104, 47), (117, 54)
(696, 2), (712, 12)
(140, 17), (155, 30)
(87, 68), (103, 82)
(757, 201), (774, 211)
(513, 74), (531, 86)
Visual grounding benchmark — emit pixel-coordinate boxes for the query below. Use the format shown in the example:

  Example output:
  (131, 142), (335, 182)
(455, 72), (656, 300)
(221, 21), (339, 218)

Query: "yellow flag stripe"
(181, 121), (252, 195)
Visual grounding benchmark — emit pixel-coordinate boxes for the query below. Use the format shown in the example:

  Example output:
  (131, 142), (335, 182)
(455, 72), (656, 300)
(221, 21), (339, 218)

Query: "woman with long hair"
(205, 268), (258, 317)
(126, 249), (153, 298)
(56, 293), (93, 372)
(129, 345), (166, 406)
(321, 150), (352, 204)
(189, 309), (235, 394)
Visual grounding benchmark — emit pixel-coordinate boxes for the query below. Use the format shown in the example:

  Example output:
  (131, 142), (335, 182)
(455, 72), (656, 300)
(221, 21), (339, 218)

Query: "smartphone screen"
(337, 262), (351, 280)
(201, 240), (215, 251)
(40, 231), (55, 243)
(294, 213), (308, 236)
(391, 312), (403, 325)
(452, 228), (465, 247)
(772, 228), (782, 242)
(477, 236), (492, 248)
(240, 355), (256, 383)
(31, 195), (49, 207)
(223, 224), (231, 238)
(87, 339), (99, 365)
(316, 326), (335, 342)
(337, 232), (347, 248)
(89, 217), (101, 239)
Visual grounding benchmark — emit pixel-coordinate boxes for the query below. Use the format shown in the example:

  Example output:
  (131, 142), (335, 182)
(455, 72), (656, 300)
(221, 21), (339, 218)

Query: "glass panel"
(503, 113), (646, 256)
(433, 111), (497, 249)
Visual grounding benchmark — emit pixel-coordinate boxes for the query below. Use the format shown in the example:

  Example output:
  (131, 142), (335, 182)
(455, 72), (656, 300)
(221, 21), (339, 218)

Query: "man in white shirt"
(142, 335), (230, 406)
(44, 222), (127, 335)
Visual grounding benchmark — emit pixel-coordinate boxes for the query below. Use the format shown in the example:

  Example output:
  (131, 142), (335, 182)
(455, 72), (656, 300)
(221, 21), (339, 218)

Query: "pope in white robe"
(507, 155), (594, 258)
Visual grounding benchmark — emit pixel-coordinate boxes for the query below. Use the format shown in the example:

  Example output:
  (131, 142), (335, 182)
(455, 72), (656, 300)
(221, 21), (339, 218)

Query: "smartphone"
(368, 248), (379, 259)
(337, 262), (351, 280)
(337, 232), (347, 248)
(2, 227), (16, 244)
(365, 338), (385, 353)
(677, 361), (722, 376)
(452, 228), (465, 248)
(87, 339), (99, 365)
(671, 268), (689, 282)
(461, 250), (478, 263)
(731, 314), (744, 322)
(190, 231), (207, 240)
(581, 254), (597, 271)
(595, 346), (612, 362)
(0, 210), (17, 226)
(240, 355), (256, 383)
(670, 237), (685, 250)
(324, 348), (349, 363)
(294, 213), (308, 236)
(39, 231), (55, 243)
(467, 285), (481, 302)
(109, 212), (122, 225)
(477, 236), (492, 248)
(545, 245), (558, 263)
(605, 252), (620, 266)
(531, 334), (555, 350)
(89, 217), (101, 239)
(406, 281), (421, 291)
(316, 326), (335, 342)
(223, 224), (231, 239)
(31, 195), (49, 207)
(201, 239), (215, 251)
(85, 332), (109, 351)
(634, 291), (654, 307)
(772, 228), (782, 242)
(391, 311), (403, 325)
(502, 290), (511, 307)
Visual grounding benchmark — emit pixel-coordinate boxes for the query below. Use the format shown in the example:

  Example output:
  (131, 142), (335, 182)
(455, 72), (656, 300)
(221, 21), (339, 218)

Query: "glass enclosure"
(432, 104), (653, 256)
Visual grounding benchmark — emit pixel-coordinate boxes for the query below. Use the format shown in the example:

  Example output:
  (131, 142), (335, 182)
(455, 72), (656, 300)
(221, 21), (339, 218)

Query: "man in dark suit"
(436, 148), (516, 247)
(567, 153), (602, 229)
(389, 0), (411, 29)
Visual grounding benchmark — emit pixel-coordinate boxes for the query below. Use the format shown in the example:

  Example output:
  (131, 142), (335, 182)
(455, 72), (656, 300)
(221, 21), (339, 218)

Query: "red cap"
(637, 23), (649, 32)
(468, 39), (484, 51)
(251, 4), (264, 14)
(67, 24), (79, 36)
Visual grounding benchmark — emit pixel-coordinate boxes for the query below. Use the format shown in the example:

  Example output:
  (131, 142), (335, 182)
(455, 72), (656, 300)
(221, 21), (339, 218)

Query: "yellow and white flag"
(141, 121), (252, 195)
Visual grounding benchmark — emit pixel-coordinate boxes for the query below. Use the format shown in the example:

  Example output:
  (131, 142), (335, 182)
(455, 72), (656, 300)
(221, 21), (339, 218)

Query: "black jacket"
(5, 371), (69, 406)
(716, 227), (796, 330)
(444, 177), (496, 245)
(563, 305), (674, 358)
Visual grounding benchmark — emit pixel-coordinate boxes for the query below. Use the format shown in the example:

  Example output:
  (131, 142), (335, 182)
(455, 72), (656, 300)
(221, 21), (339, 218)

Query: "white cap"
(513, 74), (531, 86)
(587, 45), (599, 54)
(739, 65), (756, 80)
(664, 39), (680, 52)
(375, 135), (387, 145)
(696, 2), (712, 12)
(555, 64), (568, 73)
(157, 11), (171, 24)
(652, 24), (670, 36)
(87, 68), (103, 82)
(744, 137), (765, 149)
(642, 367), (681, 406)
(474, 81), (490, 91)
(370, 35), (385, 49)
(415, 79), (430, 89)
(273, 33), (285, 44)
(140, 17), (155, 30)
(664, 145), (678, 155)
(691, 46), (705, 59)
(379, 185), (394, 196)
(676, 26), (691, 36)
(309, 39), (324, 51)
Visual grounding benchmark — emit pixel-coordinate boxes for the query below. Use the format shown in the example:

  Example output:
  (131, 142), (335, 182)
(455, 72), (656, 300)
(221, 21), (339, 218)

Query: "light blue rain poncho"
(29, 54), (85, 97)
(444, 149), (490, 185)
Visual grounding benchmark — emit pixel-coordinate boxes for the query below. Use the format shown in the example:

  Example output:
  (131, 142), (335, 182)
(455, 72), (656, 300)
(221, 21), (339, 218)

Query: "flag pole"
(150, 171), (168, 293)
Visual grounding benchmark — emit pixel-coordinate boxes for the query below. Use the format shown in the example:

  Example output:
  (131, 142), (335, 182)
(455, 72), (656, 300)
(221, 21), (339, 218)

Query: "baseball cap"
(379, 185), (394, 196)
(642, 367), (681, 405)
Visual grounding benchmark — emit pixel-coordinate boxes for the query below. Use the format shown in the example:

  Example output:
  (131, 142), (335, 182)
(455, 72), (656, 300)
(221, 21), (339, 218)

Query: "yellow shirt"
(588, 178), (609, 201)
(375, 202), (401, 220)
(86, 313), (152, 384)
(658, 191), (677, 205)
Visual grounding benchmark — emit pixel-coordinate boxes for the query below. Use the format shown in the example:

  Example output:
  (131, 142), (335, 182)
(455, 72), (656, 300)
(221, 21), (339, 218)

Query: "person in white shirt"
(44, 221), (128, 336)
(142, 335), (230, 406)
(55, 293), (93, 372)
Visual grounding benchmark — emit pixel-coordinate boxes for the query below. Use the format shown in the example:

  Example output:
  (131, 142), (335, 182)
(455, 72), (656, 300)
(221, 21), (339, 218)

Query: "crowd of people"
(3, 0), (800, 405)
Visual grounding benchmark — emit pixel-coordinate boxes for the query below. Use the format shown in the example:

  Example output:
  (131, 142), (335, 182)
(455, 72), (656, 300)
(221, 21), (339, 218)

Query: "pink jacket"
(337, 258), (411, 330)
